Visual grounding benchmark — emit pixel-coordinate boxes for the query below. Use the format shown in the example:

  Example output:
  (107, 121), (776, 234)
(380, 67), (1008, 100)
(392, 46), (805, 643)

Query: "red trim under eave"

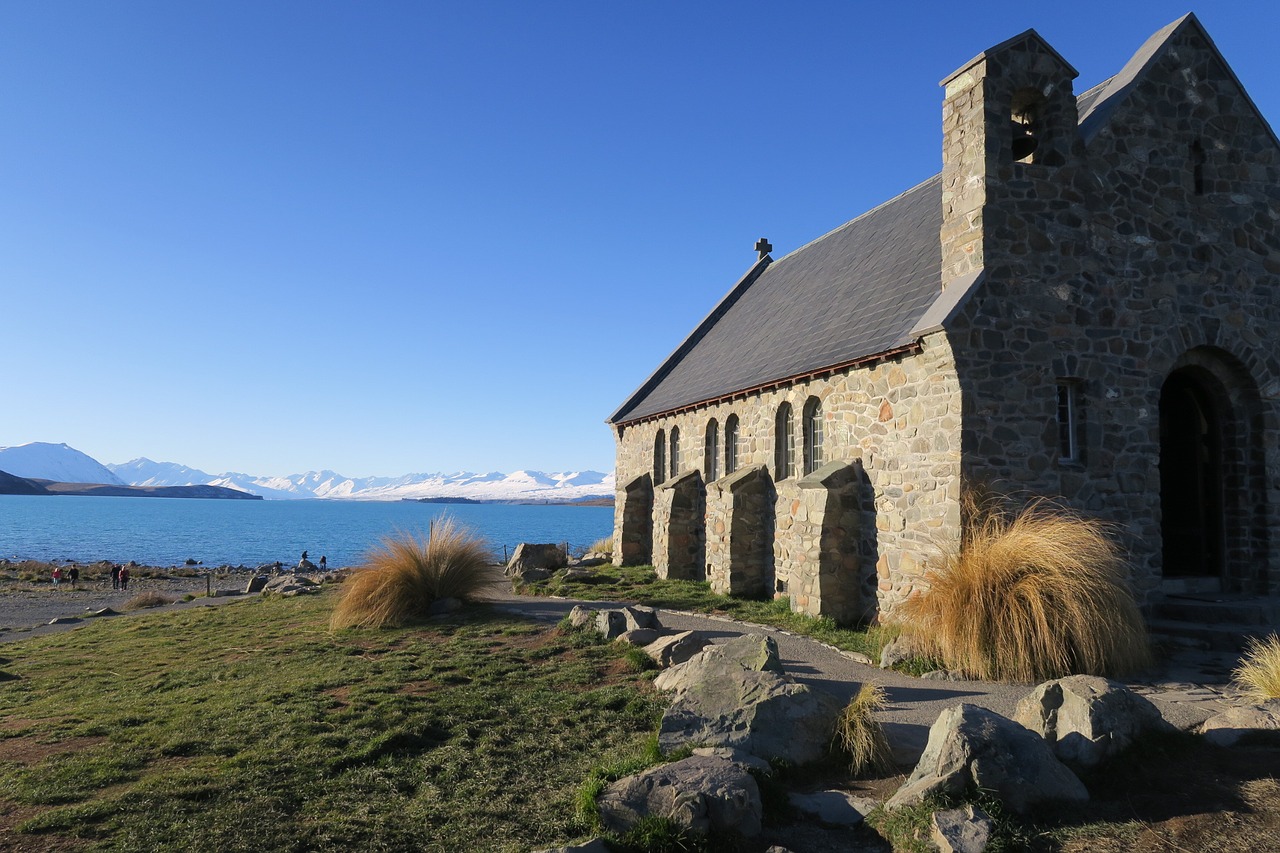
(610, 342), (923, 428)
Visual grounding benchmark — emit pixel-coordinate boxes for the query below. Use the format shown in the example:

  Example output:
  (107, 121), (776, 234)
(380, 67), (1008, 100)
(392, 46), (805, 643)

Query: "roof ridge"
(774, 174), (941, 264)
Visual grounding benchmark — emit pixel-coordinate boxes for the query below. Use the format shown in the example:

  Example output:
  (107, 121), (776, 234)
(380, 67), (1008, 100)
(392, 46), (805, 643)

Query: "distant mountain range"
(0, 442), (615, 502)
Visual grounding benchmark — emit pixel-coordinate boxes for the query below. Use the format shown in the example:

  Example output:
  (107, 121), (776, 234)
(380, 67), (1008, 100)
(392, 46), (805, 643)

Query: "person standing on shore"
(51, 566), (62, 589)
(319, 556), (327, 571)
(111, 565), (121, 590)
(119, 565), (130, 591)
(68, 566), (79, 589)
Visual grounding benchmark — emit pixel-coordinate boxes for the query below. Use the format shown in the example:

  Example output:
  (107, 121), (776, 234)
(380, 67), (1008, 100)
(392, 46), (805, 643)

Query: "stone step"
(1154, 596), (1280, 626)
(1147, 619), (1274, 653)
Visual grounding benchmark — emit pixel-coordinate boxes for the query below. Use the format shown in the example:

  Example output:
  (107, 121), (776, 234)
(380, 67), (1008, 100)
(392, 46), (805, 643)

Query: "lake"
(0, 495), (614, 569)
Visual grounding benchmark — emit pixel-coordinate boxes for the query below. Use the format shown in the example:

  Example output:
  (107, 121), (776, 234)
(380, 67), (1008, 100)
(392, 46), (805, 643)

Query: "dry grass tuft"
(588, 536), (614, 555)
(1233, 634), (1280, 702)
(122, 592), (177, 611)
(833, 683), (895, 776)
(330, 519), (495, 630)
(903, 494), (1151, 682)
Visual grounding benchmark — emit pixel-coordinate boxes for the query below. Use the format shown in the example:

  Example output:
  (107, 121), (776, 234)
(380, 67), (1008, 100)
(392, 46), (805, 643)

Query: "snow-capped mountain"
(0, 442), (125, 485)
(104, 456), (614, 501)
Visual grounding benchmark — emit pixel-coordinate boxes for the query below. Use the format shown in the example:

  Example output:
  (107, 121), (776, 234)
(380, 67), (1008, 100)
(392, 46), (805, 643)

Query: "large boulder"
(1198, 699), (1280, 747)
(1014, 675), (1174, 770)
(653, 634), (782, 694)
(644, 631), (712, 669)
(597, 755), (761, 838)
(658, 667), (842, 766)
(505, 543), (567, 578)
(244, 575), (269, 594)
(887, 704), (1088, 814)
(931, 804), (993, 853)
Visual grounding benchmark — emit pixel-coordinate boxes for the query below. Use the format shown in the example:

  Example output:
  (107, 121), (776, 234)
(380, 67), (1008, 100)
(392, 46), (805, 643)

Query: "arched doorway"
(1158, 367), (1225, 579)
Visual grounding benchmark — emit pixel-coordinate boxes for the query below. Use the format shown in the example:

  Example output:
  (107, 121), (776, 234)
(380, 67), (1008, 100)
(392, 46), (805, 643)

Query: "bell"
(1011, 119), (1038, 161)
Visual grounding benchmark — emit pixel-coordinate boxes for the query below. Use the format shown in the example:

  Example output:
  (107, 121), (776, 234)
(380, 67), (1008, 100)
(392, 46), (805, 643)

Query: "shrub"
(1233, 634), (1280, 702)
(903, 495), (1151, 682)
(589, 536), (615, 555)
(832, 683), (895, 776)
(329, 520), (495, 630)
(122, 592), (176, 611)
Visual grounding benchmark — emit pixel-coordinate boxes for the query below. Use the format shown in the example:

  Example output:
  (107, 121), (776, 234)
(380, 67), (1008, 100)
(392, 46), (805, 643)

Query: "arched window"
(704, 419), (719, 481)
(775, 402), (794, 480)
(803, 397), (824, 475)
(724, 415), (739, 476)
(669, 426), (681, 480)
(653, 429), (665, 484)
(1011, 88), (1044, 164)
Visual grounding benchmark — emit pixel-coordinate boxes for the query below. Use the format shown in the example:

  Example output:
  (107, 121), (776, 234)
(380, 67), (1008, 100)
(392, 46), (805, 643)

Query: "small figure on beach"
(51, 566), (63, 588)
(68, 566), (80, 589)
(119, 565), (130, 591)
(319, 555), (327, 571)
(297, 551), (315, 571)
(111, 564), (121, 590)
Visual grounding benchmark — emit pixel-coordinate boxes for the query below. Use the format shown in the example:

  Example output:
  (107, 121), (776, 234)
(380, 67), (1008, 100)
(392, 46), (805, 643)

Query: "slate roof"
(609, 14), (1246, 425)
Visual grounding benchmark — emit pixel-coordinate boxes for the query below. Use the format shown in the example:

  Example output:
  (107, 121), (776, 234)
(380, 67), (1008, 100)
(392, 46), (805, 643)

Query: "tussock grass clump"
(122, 592), (176, 611)
(832, 683), (895, 776)
(904, 496), (1151, 682)
(330, 519), (494, 630)
(1233, 634), (1280, 702)
(588, 536), (614, 555)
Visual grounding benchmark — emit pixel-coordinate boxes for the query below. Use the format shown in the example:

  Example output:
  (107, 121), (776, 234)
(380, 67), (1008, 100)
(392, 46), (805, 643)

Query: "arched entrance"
(1158, 367), (1225, 579)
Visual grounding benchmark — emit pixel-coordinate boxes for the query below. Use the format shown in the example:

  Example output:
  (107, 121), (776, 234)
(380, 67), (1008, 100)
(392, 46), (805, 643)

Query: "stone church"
(607, 14), (1280, 625)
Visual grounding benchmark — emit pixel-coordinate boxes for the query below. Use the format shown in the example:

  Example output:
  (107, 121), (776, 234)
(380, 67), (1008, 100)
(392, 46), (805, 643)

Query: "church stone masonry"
(607, 14), (1280, 624)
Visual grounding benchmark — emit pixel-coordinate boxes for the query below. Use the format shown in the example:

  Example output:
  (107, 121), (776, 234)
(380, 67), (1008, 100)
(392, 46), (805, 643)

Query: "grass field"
(0, 590), (662, 852)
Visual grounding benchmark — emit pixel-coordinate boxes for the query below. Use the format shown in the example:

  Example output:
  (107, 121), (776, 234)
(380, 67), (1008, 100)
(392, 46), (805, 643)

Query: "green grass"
(0, 589), (664, 851)
(519, 564), (895, 660)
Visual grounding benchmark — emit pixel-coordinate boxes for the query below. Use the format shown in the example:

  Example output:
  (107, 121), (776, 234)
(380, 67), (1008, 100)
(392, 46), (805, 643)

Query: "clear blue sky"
(2, 1), (1276, 477)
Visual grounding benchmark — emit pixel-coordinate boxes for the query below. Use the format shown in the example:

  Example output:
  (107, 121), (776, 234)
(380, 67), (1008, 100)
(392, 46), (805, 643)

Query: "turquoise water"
(0, 495), (613, 569)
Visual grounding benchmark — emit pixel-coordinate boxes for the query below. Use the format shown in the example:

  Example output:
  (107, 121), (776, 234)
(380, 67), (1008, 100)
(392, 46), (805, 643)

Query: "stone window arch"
(802, 396), (824, 475)
(775, 402), (794, 480)
(704, 419), (719, 482)
(669, 426), (681, 480)
(724, 415), (739, 476)
(1011, 87), (1046, 165)
(653, 429), (666, 485)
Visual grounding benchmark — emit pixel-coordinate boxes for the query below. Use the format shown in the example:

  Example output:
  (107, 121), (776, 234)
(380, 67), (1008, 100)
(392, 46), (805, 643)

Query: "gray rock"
(879, 637), (918, 669)
(931, 804), (993, 853)
(645, 631), (713, 668)
(653, 633), (782, 694)
(788, 790), (878, 827)
(567, 605), (597, 629)
(596, 609), (629, 640)
(1198, 699), (1280, 747)
(84, 607), (119, 618)
(598, 755), (762, 838)
(264, 574), (316, 592)
(560, 568), (597, 582)
(1014, 675), (1174, 770)
(690, 747), (773, 774)
(658, 666), (843, 766)
(505, 543), (567, 577)
(427, 597), (462, 616)
(516, 567), (551, 582)
(623, 605), (660, 631)
(887, 704), (1088, 814)
(617, 628), (661, 646)
(841, 650), (875, 666)
(244, 575), (268, 594)
(48, 616), (82, 625)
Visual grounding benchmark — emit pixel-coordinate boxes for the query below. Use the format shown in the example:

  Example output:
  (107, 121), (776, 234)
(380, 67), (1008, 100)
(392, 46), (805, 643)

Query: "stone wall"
(705, 465), (772, 597)
(652, 470), (706, 581)
(614, 473), (653, 567)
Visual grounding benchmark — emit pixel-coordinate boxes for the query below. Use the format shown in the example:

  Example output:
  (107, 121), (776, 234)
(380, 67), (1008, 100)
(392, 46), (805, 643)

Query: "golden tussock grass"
(330, 519), (495, 630)
(588, 536), (614, 555)
(832, 683), (895, 776)
(1233, 634), (1280, 702)
(122, 592), (177, 611)
(903, 495), (1151, 683)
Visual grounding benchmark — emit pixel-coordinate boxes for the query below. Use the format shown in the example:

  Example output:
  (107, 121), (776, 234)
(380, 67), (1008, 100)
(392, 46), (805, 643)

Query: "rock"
(886, 704), (1087, 814)
(931, 804), (993, 853)
(1014, 675), (1174, 770)
(48, 616), (82, 625)
(690, 747), (773, 774)
(617, 628), (661, 646)
(297, 559), (317, 571)
(645, 631), (712, 668)
(264, 575), (316, 592)
(623, 605), (660, 631)
(505, 543), (567, 577)
(841, 650), (875, 666)
(658, 666), (843, 766)
(244, 575), (268, 594)
(879, 637), (918, 669)
(922, 670), (966, 681)
(597, 755), (762, 838)
(516, 567), (552, 582)
(1198, 699), (1280, 747)
(788, 790), (878, 827)
(596, 610), (629, 640)
(531, 840), (610, 853)
(84, 608), (118, 618)
(567, 605), (597, 629)
(575, 557), (608, 567)
(427, 597), (462, 616)
(653, 634), (782, 694)
(560, 568), (596, 582)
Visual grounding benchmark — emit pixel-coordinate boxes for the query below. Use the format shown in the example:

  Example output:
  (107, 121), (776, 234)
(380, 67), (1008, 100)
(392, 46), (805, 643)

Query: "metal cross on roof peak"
(755, 238), (772, 259)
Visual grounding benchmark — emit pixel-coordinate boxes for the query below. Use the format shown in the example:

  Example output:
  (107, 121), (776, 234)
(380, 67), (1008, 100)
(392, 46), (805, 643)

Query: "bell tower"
(939, 29), (1082, 287)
